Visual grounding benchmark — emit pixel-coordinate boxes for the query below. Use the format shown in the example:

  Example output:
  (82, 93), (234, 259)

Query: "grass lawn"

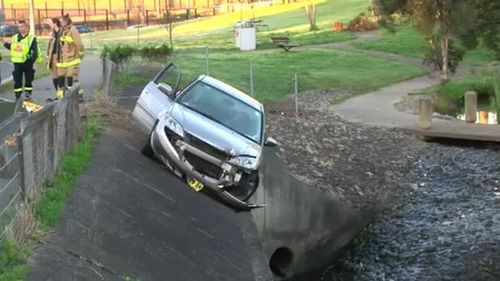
(353, 24), (497, 66)
(118, 47), (426, 103)
(80, 0), (367, 50)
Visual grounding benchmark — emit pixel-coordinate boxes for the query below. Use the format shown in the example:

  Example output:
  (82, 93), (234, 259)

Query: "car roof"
(198, 75), (263, 111)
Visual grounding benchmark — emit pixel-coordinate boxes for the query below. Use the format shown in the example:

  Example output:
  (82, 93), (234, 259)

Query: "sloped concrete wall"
(251, 148), (371, 279)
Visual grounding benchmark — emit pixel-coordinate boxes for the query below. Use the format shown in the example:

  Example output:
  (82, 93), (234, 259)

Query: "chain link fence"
(104, 47), (303, 114)
(0, 88), (80, 242)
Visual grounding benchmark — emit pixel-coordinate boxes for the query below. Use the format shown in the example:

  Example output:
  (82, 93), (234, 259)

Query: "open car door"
(132, 63), (181, 133)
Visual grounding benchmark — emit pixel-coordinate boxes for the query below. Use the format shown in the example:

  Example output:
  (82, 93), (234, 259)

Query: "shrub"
(101, 43), (173, 65)
(101, 44), (137, 67)
(346, 12), (378, 32)
(138, 43), (172, 61)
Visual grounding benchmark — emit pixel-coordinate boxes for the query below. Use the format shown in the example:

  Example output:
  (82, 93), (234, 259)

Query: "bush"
(138, 43), (172, 61)
(101, 44), (136, 66)
(346, 12), (378, 32)
(433, 75), (494, 115)
(101, 43), (172, 65)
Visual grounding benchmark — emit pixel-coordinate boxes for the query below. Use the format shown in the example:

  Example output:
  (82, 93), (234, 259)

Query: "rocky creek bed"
(265, 90), (500, 281)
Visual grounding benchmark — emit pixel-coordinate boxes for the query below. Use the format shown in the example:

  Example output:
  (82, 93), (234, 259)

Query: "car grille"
(185, 133), (229, 161)
(184, 151), (223, 179)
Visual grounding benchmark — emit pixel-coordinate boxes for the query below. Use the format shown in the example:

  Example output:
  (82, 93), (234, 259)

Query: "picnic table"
(271, 36), (300, 52)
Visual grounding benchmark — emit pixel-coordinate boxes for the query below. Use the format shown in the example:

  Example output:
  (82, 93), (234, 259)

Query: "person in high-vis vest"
(55, 14), (84, 99)
(3, 21), (39, 100)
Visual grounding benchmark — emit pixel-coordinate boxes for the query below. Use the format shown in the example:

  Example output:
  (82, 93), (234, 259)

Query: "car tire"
(141, 120), (157, 159)
(227, 171), (259, 202)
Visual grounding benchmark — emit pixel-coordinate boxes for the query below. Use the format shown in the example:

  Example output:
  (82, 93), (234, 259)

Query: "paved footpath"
(0, 55), (102, 104)
(312, 32), (475, 130)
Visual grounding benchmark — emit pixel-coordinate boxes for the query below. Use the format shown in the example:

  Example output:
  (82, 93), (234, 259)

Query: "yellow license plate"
(187, 178), (204, 192)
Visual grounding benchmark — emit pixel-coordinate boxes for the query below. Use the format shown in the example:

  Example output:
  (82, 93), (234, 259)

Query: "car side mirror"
(264, 136), (279, 147)
(158, 83), (175, 99)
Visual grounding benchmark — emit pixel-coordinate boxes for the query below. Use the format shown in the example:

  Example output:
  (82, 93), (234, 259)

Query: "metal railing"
(0, 88), (80, 241)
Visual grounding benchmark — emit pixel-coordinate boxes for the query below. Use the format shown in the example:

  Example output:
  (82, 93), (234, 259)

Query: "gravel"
(324, 143), (500, 281)
(265, 90), (500, 281)
(265, 89), (424, 209)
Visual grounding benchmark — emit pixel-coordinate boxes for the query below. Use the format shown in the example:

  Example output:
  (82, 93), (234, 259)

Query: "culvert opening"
(269, 247), (294, 278)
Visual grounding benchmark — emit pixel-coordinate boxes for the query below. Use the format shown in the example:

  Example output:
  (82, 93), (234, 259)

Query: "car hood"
(169, 103), (262, 158)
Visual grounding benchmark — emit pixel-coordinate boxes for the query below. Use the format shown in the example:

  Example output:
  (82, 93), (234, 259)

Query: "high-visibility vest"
(10, 34), (42, 64)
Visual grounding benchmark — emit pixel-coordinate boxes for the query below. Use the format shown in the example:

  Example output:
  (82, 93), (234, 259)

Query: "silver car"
(132, 63), (277, 209)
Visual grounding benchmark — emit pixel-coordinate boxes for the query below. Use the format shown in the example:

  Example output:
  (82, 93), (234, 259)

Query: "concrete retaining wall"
(251, 148), (370, 279)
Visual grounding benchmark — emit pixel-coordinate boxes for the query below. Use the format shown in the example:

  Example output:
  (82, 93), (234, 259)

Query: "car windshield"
(178, 82), (263, 143)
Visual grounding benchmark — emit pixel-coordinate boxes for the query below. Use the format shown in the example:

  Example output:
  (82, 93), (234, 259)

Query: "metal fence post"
(294, 73), (298, 117)
(16, 133), (26, 201)
(250, 62), (254, 97)
(205, 47), (209, 75)
(106, 9), (109, 30)
(37, 9), (41, 35)
(137, 25), (140, 46)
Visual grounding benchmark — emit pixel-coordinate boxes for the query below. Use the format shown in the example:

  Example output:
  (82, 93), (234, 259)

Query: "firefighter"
(46, 18), (62, 92)
(2, 21), (40, 101)
(55, 14), (84, 99)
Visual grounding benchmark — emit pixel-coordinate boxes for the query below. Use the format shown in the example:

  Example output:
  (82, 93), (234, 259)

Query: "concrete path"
(0, 61), (13, 86)
(311, 32), (473, 130)
(330, 75), (439, 129)
(0, 55), (102, 104)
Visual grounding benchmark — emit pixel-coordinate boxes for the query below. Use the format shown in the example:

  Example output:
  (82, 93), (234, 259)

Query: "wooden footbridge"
(418, 92), (500, 143)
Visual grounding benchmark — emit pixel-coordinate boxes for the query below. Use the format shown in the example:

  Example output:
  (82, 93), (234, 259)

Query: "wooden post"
(465, 91), (477, 123)
(419, 97), (432, 129)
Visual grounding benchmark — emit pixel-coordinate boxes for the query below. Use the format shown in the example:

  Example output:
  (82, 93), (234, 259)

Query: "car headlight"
(164, 114), (184, 137)
(228, 156), (257, 170)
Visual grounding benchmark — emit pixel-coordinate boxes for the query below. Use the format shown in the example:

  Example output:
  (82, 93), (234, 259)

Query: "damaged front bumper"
(151, 122), (265, 210)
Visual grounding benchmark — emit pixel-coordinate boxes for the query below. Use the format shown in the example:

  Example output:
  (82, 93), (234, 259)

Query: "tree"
(469, 0), (500, 59)
(305, 0), (319, 31)
(374, 1), (473, 80)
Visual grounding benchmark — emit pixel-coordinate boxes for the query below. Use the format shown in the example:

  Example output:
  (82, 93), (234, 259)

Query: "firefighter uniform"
(4, 33), (39, 100)
(56, 24), (84, 98)
(46, 28), (62, 90)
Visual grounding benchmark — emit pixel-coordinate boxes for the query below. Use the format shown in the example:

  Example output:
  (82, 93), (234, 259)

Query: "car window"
(178, 82), (263, 143)
(154, 63), (181, 95)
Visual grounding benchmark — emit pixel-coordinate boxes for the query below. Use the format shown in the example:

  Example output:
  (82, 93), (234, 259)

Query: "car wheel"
(141, 120), (158, 158)
(226, 171), (259, 202)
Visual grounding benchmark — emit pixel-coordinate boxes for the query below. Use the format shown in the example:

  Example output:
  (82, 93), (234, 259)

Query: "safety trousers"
(13, 62), (35, 99)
